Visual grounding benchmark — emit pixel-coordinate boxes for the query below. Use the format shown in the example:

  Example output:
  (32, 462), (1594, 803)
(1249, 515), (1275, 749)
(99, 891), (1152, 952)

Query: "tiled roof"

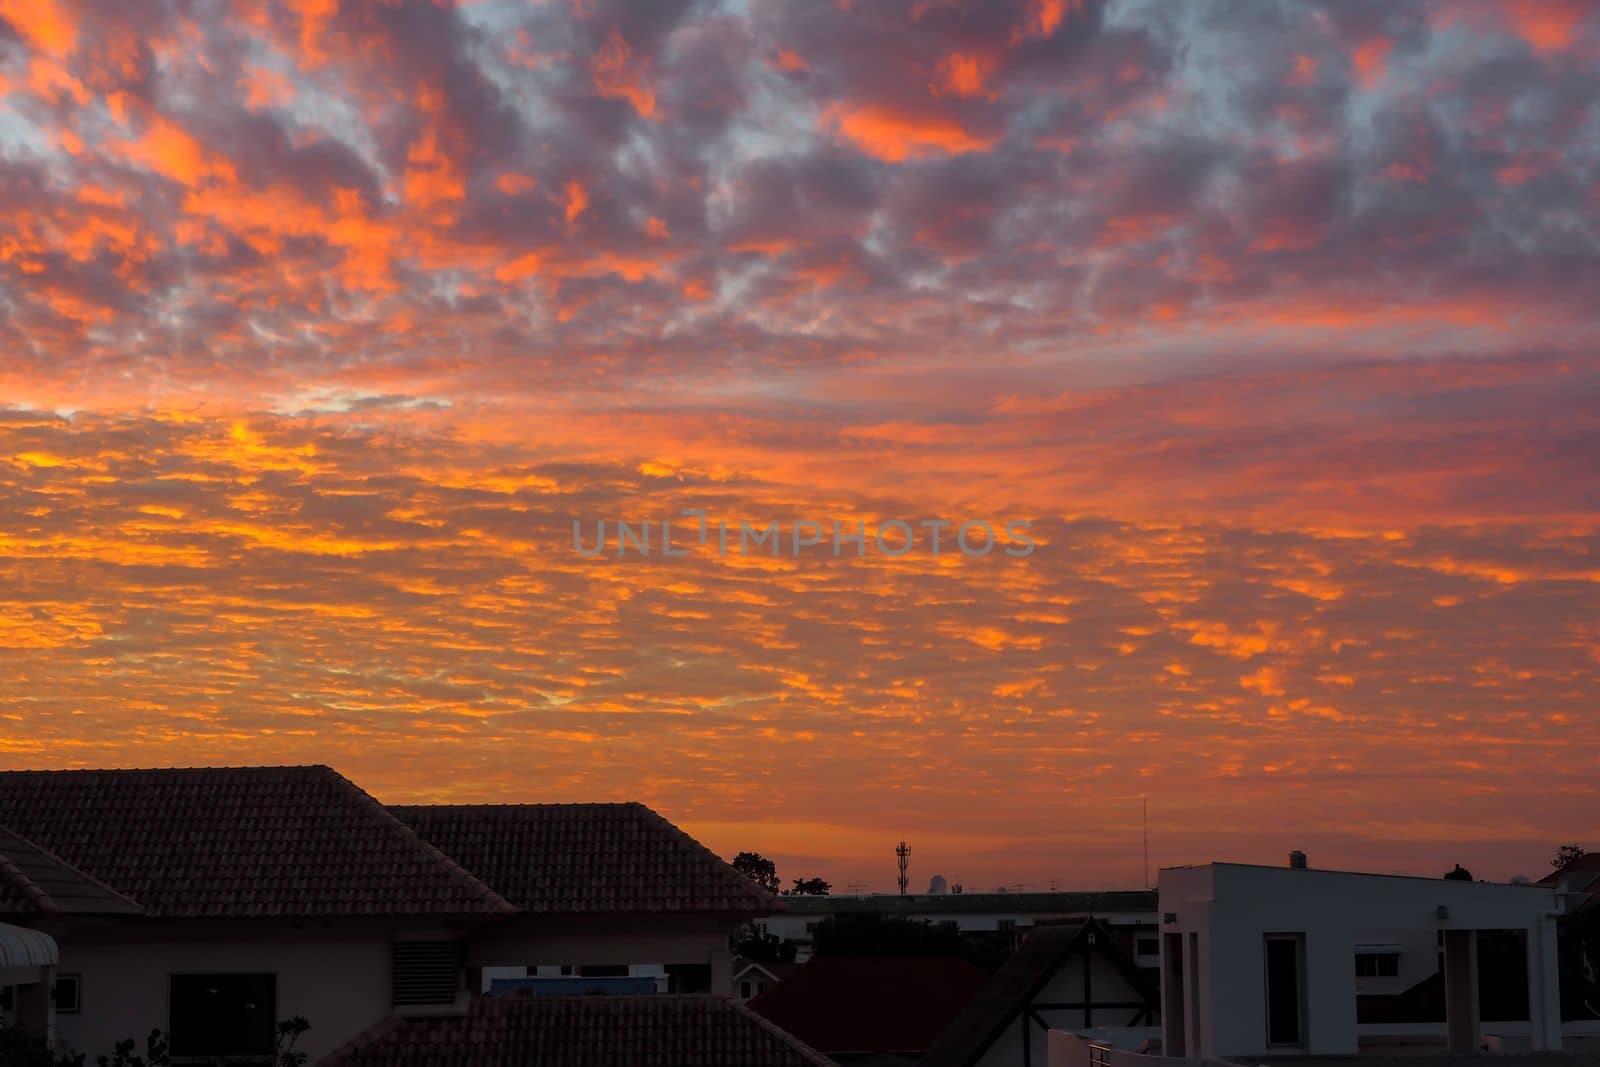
(0, 824), (143, 917)
(390, 803), (776, 914)
(921, 919), (1158, 1067)
(319, 994), (837, 1067)
(747, 955), (989, 1056)
(0, 766), (515, 919)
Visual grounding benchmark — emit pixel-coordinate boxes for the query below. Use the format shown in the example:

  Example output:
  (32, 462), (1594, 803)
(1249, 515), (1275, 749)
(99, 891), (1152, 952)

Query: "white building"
(1156, 861), (1565, 1059)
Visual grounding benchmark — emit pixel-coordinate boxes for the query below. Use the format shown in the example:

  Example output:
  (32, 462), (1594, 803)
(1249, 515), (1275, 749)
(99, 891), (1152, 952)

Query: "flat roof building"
(1156, 862), (1565, 1060)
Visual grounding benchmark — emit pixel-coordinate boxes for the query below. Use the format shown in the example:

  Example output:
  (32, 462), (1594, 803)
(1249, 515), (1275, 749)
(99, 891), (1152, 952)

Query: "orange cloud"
(823, 103), (997, 162)
(591, 28), (656, 119)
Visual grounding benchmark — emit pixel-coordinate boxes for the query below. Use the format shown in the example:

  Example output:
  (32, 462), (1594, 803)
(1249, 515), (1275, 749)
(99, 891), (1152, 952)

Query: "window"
(741, 980), (752, 998)
(169, 974), (276, 1060)
(997, 919), (1016, 932)
(52, 975), (81, 1014)
(1136, 938), (1160, 957)
(1355, 952), (1400, 977)
(392, 942), (461, 1007)
(578, 964), (629, 978)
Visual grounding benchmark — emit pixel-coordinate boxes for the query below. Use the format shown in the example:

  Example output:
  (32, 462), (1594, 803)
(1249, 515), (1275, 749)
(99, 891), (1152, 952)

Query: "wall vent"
(392, 941), (461, 1006)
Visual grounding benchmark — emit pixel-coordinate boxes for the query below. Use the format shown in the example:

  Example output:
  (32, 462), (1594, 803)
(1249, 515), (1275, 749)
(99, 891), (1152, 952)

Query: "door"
(1264, 934), (1305, 1047)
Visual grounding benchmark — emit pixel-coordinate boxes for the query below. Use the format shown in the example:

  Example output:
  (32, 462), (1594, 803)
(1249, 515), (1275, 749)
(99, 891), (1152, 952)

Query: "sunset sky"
(1, 0), (1596, 892)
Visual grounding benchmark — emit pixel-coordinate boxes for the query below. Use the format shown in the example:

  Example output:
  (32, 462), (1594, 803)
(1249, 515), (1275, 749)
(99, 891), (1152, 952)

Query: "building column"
(708, 944), (733, 997)
(1160, 933), (1186, 1059)
(13, 965), (56, 1049)
(1442, 930), (1479, 1054)
(1526, 918), (1563, 1052)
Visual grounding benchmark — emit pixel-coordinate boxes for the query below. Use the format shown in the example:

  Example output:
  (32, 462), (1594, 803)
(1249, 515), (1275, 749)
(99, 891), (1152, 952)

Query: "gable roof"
(389, 802), (776, 915)
(735, 959), (799, 984)
(319, 994), (837, 1067)
(921, 919), (1158, 1067)
(1537, 852), (1600, 895)
(0, 824), (143, 918)
(0, 766), (515, 919)
(747, 955), (989, 1056)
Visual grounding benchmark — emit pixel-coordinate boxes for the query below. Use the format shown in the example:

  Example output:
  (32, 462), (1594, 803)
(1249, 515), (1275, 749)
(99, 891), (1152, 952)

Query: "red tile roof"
(0, 767), (515, 919)
(319, 994), (837, 1067)
(390, 803), (776, 915)
(746, 955), (990, 1056)
(0, 824), (143, 917)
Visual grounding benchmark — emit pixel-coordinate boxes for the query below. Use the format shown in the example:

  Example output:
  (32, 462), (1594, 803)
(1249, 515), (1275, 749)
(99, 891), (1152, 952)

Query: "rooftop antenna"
(1142, 794), (1150, 890)
(896, 841), (911, 896)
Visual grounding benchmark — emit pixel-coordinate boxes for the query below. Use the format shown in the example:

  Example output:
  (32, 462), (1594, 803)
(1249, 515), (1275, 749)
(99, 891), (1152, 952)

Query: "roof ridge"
(632, 803), (779, 910)
(318, 767), (517, 917)
(311, 1008), (407, 1067)
(730, 996), (851, 1067)
(389, 800), (646, 811)
(0, 823), (144, 916)
(0, 835), (54, 915)
(0, 764), (335, 775)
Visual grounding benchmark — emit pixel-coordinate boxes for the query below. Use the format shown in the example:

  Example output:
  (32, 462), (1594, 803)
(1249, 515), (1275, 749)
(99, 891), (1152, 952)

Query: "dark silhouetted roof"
(922, 919), (1157, 1067)
(320, 994), (837, 1067)
(390, 803), (776, 914)
(0, 824), (142, 917)
(1538, 851), (1600, 897)
(777, 890), (1157, 916)
(747, 955), (989, 1056)
(0, 766), (515, 919)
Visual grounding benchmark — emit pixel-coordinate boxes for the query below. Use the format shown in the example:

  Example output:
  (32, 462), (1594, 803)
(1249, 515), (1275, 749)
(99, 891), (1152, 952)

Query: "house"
(734, 958), (798, 1002)
(390, 802), (773, 996)
(747, 954), (990, 1064)
(1157, 861), (1566, 1059)
(759, 892), (1159, 967)
(0, 766), (779, 1064)
(1539, 851), (1600, 904)
(1, 822), (146, 1045)
(318, 992), (837, 1067)
(922, 919), (1160, 1067)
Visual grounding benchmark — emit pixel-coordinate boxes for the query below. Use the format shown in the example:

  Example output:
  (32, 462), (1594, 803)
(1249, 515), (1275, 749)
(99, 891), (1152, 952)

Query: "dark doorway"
(1264, 934), (1305, 1047)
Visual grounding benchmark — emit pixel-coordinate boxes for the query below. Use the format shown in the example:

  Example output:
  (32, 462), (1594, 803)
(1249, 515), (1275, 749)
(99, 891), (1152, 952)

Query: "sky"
(0, 0), (1596, 893)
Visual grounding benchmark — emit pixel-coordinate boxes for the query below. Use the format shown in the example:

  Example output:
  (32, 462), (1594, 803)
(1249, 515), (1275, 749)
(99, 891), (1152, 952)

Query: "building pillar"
(1442, 930), (1479, 1054)
(1160, 933), (1186, 1058)
(1526, 918), (1563, 1052)
(708, 944), (733, 997)
(13, 965), (56, 1048)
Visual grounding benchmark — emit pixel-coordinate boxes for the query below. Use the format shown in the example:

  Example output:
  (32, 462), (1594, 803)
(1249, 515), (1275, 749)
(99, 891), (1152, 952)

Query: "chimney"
(1288, 850), (1308, 870)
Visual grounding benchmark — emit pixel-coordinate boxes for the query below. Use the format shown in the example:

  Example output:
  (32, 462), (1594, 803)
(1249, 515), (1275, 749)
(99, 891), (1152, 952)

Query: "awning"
(0, 922), (59, 969)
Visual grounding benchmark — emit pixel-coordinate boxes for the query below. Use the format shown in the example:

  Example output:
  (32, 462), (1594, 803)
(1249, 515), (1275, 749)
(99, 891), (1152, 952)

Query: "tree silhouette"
(731, 851), (781, 894)
(788, 877), (831, 896)
(1552, 844), (1586, 872)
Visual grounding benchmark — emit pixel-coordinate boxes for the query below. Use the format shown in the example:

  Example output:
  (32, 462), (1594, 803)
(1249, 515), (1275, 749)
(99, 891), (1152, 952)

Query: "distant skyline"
(0, 0), (1596, 889)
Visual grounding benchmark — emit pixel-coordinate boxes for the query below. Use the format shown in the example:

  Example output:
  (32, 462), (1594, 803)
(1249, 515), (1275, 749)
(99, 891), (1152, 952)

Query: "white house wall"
(50, 928), (395, 1065)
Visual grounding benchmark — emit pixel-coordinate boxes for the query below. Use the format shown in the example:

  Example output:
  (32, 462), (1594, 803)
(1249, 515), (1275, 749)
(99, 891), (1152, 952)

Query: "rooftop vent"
(1288, 850), (1308, 869)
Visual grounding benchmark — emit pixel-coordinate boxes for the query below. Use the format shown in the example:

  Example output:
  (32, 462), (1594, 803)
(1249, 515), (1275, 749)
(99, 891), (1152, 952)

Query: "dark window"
(578, 964), (629, 978)
(392, 942), (461, 1006)
(1355, 952), (1399, 978)
(52, 975), (81, 1014)
(665, 963), (711, 993)
(1137, 938), (1160, 956)
(559, 964), (574, 976)
(169, 974), (275, 1060)
(998, 919), (1016, 932)
(1264, 936), (1304, 1046)
(741, 980), (752, 998)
